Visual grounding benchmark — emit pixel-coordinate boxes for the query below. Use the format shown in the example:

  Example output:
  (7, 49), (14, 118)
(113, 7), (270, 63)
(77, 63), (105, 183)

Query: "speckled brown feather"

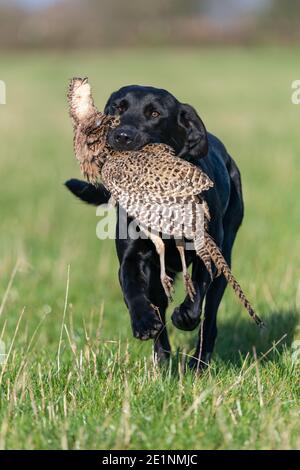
(68, 77), (264, 327)
(68, 77), (120, 183)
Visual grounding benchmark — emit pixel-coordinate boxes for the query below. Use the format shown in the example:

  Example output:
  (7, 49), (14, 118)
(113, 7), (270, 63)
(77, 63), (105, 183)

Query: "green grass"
(0, 47), (299, 450)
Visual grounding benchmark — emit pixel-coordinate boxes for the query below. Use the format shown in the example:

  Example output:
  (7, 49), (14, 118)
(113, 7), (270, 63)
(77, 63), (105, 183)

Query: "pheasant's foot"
(184, 273), (196, 302)
(161, 275), (174, 301)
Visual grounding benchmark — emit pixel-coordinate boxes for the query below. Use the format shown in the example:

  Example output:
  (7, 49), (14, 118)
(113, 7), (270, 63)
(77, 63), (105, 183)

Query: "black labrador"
(65, 85), (244, 370)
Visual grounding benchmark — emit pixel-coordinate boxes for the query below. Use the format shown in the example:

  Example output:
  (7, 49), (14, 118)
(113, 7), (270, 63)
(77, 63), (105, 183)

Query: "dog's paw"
(131, 301), (163, 340)
(171, 304), (200, 331)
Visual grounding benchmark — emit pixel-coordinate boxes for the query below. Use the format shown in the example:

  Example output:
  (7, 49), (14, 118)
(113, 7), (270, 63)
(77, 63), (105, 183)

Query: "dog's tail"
(65, 179), (110, 206)
(204, 234), (265, 328)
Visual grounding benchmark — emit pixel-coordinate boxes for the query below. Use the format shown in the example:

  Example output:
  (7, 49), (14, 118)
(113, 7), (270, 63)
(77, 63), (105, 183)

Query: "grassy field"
(0, 48), (299, 450)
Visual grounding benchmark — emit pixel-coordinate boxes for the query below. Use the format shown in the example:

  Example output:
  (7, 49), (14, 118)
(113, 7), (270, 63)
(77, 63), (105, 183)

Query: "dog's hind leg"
(189, 167), (244, 372)
(189, 234), (234, 372)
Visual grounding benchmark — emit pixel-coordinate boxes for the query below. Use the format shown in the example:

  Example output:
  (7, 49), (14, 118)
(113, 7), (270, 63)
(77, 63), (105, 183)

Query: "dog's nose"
(114, 129), (134, 147)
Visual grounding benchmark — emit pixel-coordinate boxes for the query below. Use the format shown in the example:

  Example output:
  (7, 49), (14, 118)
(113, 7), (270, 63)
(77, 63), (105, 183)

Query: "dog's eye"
(151, 110), (160, 119)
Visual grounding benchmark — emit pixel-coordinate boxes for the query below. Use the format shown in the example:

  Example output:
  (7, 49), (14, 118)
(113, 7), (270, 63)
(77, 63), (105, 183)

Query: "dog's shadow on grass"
(182, 309), (299, 367)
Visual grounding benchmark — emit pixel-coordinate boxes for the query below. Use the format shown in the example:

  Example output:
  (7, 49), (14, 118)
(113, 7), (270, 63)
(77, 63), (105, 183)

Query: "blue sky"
(15, 0), (270, 10)
(14, 0), (271, 16)
(204, 0), (270, 22)
(15, 0), (58, 8)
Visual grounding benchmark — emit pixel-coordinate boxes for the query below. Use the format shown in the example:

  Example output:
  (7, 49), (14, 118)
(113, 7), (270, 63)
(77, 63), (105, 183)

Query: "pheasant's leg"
(143, 229), (174, 301)
(176, 243), (196, 302)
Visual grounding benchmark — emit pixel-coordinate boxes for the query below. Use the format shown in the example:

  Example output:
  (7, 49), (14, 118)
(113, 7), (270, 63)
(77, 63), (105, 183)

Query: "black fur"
(65, 85), (244, 370)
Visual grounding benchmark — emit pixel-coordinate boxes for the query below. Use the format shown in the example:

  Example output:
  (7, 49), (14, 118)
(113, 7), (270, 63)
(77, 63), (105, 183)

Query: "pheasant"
(68, 77), (264, 327)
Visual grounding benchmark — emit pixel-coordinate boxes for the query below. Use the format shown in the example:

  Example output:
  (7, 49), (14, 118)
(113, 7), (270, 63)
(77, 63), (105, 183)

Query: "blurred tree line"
(0, 0), (299, 50)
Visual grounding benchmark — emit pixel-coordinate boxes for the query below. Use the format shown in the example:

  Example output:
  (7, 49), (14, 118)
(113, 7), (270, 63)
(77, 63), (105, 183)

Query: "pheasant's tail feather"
(196, 245), (213, 280)
(204, 234), (265, 328)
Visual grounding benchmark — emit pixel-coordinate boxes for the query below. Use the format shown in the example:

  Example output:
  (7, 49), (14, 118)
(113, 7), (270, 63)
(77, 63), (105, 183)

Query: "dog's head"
(104, 85), (208, 159)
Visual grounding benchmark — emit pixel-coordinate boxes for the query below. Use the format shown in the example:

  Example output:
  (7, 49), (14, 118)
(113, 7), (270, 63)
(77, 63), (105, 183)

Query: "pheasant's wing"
(101, 143), (212, 237)
(142, 144), (214, 196)
(102, 143), (213, 198)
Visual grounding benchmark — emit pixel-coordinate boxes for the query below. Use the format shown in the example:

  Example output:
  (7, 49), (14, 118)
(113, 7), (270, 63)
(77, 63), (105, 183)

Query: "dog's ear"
(104, 91), (117, 115)
(178, 103), (208, 159)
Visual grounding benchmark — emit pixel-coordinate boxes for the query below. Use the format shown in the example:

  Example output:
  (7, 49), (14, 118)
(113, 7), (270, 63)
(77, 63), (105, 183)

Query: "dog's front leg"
(117, 239), (164, 341)
(119, 257), (164, 340)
